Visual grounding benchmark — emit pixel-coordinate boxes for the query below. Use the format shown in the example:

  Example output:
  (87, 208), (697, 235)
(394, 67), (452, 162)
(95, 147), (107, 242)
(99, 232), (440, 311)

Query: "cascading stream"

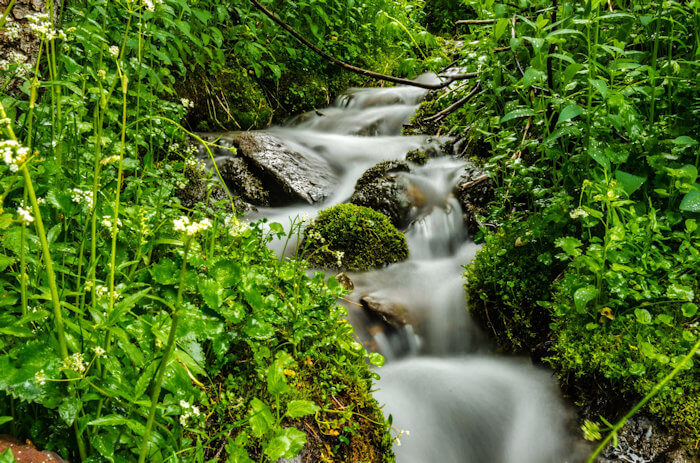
(234, 76), (577, 462)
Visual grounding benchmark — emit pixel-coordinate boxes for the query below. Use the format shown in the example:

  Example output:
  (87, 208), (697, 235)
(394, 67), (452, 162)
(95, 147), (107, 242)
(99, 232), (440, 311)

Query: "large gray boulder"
(199, 132), (337, 206)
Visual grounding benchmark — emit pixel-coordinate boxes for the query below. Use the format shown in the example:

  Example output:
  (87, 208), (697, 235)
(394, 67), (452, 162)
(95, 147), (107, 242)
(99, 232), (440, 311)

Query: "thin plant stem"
(138, 238), (192, 463)
(586, 338), (700, 463)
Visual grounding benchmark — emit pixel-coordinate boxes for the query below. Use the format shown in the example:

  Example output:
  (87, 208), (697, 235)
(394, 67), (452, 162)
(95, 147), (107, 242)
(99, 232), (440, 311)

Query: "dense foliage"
(423, 0), (700, 444)
(0, 0), (422, 461)
(303, 204), (409, 271)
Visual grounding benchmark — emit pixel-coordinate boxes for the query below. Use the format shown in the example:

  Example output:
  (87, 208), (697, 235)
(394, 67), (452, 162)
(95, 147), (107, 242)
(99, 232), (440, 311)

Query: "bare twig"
(424, 83), (482, 123)
(456, 19), (496, 25)
(249, 0), (477, 90)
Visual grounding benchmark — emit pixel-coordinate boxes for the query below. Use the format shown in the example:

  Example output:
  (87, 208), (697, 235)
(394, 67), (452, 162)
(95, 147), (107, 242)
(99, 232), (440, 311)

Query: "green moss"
(405, 149), (429, 165)
(550, 300), (700, 440)
(303, 204), (408, 272)
(465, 225), (563, 352)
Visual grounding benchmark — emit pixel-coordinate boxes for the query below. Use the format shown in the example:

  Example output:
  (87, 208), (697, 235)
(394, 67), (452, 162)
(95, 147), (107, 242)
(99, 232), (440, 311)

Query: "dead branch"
(249, 0), (477, 90)
(424, 83), (482, 123)
(456, 19), (496, 25)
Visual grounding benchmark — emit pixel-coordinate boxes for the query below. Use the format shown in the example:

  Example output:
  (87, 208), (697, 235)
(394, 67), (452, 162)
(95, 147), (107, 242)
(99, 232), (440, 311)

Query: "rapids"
(235, 75), (579, 462)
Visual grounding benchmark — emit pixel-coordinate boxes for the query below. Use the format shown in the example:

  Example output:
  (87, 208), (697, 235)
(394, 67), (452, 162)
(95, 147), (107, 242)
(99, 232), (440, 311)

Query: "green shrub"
(303, 204), (409, 271)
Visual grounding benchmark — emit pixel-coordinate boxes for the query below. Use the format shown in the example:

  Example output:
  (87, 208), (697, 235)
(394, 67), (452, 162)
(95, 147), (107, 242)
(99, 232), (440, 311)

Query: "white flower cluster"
(101, 215), (122, 230)
(224, 215), (250, 237)
(179, 400), (201, 426)
(335, 250), (345, 267)
(93, 346), (106, 357)
(308, 230), (325, 243)
(394, 429), (410, 447)
(26, 13), (67, 41)
(1, 139), (30, 172)
(2, 18), (22, 41)
(34, 369), (48, 386)
(109, 45), (120, 58)
(17, 206), (34, 224)
(180, 98), (195, 109)
(184, 158), (205, 171)
(71, 188), (94, 208)
(569, 207), (589, 219)
(61, 352), (87, 374)
(174, 216), (212, 236)
(142, 0), (162, 12)
(0, 50), (32, 77)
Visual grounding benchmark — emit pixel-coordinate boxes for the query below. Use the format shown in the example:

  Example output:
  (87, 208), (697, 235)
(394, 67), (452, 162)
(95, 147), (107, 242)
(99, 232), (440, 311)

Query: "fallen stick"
(424, 83), (482, 123)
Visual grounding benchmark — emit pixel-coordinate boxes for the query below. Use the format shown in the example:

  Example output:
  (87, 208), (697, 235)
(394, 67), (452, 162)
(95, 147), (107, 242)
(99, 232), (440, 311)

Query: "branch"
(456, 19), (496, 25)
(424, 83), (482, 123)
(249, 0), (475, 90)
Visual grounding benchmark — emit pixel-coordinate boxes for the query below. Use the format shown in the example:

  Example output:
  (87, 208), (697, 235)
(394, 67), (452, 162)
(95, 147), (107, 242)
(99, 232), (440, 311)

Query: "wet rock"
(598, 415), (692, 463)
(350, 160), (413, 229)
(336, 272), (354, 291)
(0, 435), (65, 462)
(198, 132), (337, 205)
(217, 156), (269, 206)
(361, 295), (409, 330)
(454, 162), (495, 233)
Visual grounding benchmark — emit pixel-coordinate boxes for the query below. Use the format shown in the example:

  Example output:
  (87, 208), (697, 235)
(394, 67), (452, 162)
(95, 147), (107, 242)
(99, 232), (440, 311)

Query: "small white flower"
(335, 251), (345, 267)
(569, 207), (589, 219)
(17, 206), (34, 224)
(179, 415), (188, 426)
(180, 98), (194, 109)
(180, 400), (191, 409)
(71, 188), (95, 209)
(34, 369), (47, 386)
(97, 69), (106, 80)
(101, 216), (122, 230)
(109, 46), (120, 58)
(173, 216), (212, 236)
(93, 346), (106, 357)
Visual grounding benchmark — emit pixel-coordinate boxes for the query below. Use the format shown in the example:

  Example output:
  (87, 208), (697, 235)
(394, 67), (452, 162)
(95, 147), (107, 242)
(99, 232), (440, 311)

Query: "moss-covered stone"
(405, 149), (429, 165)
(303, 204), (408, 272)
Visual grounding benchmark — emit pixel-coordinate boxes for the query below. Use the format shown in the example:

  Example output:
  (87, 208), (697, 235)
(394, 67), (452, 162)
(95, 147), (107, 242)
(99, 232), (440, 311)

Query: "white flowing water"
(241, 75), (578, 462)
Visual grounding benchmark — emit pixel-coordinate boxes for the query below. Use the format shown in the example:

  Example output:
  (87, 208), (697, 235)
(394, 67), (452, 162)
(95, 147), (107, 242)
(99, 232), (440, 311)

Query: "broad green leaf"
(667, 284), (694, 302)
(681, 303), (698, 318)
(267, 359), (290, 396)
(555, 236), (583, 257)
(58, 397), (81, 425)
(264, 428), (307, 461)
(0, 416), (12, 426)
(0, 254), (15, 272)
(671, 136), (698, 146)
(500, 108), (537, 124)
(574, 285), (598, 313)
(249, 398), (275, 437)
(556, 104), (584, 126)
(634, 308), (652, 324)
(226, 445), (254, 463)
(680, 184), (700, 212)
(198, 278), (222, 310)
(152, 259), (178, 285)
(590, 79), (607, 98)
(494, 18), (509, 39)
(286, 400), (320, 419)
(0, 448), (16, 463)
(614, 170), (646, 196)
(109, 288), (150, 324)
(588, 146), (610, 171)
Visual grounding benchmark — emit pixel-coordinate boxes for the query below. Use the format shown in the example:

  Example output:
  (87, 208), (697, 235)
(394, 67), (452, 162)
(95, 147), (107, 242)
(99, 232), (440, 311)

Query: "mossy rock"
(303, 204), (408, 271)
(405, 149), (429, 165)
(465, 225), (563, 353)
